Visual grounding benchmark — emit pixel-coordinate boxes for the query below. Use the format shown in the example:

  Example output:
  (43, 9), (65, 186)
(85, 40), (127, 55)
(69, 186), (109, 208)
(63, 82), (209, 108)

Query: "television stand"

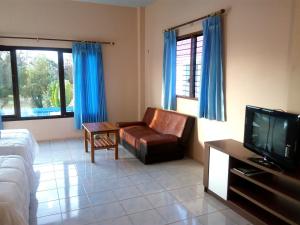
(248, 157), (283, 172)
(204, 139), (300, 225)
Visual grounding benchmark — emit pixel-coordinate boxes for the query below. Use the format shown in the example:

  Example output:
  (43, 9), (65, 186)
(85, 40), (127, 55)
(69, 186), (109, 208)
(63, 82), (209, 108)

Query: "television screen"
(252, 112), (288, 158)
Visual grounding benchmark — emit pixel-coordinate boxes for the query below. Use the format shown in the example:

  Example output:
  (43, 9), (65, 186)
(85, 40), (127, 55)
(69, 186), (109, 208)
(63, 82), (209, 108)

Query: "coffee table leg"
(84, 129), (88, 153)
(107, 133), (110, 150)
(91, 134), (95, 163)
(115, 131), (119, 160)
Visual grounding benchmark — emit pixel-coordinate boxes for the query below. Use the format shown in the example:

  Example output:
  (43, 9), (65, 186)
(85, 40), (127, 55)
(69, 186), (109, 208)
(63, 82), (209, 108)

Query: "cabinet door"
(208, 147), (229, 200)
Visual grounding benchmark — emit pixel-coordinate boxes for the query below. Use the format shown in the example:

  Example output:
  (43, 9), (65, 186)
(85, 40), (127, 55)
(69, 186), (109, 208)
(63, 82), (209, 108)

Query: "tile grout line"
(32, 139), (247, 225)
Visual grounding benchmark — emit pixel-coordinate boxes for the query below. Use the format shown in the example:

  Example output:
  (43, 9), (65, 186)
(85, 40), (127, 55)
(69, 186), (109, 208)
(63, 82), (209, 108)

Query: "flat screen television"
(244, 105), (300, 170)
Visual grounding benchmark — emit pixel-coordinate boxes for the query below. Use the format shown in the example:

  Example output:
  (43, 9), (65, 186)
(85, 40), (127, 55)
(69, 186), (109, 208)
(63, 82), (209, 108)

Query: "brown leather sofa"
(117, 107), (195, 164)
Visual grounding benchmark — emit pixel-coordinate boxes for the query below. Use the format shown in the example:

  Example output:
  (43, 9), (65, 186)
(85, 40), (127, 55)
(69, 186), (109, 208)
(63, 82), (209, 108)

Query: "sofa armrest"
(116, 121), (146, 128)
(140, 134), (178, 146)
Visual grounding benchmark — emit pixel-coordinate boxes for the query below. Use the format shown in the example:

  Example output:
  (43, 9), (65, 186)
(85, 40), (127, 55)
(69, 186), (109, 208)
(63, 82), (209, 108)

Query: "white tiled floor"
(30, 139), (252, 225)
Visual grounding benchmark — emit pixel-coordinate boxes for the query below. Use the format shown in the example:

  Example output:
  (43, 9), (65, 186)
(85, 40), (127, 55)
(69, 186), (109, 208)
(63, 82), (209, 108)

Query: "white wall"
(145, 0), (298, 162)
(4, 118), (81, 141)
(1, 0), (299, 156)
(0, 0), (140, 141)
(287, 0), (300, 113)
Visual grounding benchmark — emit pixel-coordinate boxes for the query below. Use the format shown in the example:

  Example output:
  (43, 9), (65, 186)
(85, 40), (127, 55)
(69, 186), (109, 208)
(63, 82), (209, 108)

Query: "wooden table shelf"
(230, 169), (300, 206)
(227, 195), (288, 225)
(94, 136), (115, 149)
(229, 184), (300, 225)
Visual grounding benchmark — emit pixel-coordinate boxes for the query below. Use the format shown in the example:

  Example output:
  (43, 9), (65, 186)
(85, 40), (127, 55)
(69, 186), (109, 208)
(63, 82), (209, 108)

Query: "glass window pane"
(176, 38), (191, 97)
(195, 35), (204, 98)
(0, 51), (14, 115)
(17, 50), (61, 117)
(63, 53), (73, 113)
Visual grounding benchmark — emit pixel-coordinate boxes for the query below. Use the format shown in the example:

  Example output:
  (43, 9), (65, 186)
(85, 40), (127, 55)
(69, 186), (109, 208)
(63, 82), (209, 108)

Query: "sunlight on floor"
(30, 139), (251, 225)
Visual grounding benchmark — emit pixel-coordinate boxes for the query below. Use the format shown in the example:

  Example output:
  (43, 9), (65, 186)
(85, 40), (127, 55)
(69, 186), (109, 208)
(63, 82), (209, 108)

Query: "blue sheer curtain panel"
(73, 42), (107, 129)
(198, 15), (225, 121)
(162, 30), (177, 110)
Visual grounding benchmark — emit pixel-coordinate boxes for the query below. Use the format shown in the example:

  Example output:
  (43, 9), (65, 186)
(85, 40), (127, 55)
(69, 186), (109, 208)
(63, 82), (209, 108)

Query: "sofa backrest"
(142, 107), (156, 126)
(142, 107), (194, 145)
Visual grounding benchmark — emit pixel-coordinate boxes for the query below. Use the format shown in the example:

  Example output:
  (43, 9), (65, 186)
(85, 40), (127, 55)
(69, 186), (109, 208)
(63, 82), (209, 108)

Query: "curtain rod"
(0, 35), (115, 45)
(165, 9), (226, 32)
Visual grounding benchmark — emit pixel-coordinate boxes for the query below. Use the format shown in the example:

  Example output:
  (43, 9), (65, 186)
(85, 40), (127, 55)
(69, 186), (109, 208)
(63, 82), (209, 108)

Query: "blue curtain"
(198, 15), (225, 121)
(72, 42), (107, 129)
(162, 30), (177, 110)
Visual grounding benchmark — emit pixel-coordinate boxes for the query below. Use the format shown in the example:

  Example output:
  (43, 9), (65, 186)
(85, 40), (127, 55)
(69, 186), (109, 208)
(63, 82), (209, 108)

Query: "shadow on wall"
(187, 118), (205, 163)
(186, 115), (231, 163)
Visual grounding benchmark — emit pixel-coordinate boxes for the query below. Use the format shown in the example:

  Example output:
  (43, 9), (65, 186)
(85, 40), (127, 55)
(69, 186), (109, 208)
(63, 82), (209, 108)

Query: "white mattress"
(0, 129), (38, 165)
(0, 155), (30, 225)
(0, 129), (38, 188)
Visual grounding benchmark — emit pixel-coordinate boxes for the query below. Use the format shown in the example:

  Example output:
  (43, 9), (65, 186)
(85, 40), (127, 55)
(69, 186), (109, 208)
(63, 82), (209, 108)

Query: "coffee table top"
(82, 122), (119, 133)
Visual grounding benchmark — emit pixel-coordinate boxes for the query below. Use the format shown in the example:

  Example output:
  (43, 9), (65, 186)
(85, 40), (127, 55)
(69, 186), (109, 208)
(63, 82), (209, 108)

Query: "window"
(176, 32), (203, 99)
(0, 51), (14, 115)
(17, 50), (61, 117)
(63, 53), (74, 113)
(0, 46), (73, 120)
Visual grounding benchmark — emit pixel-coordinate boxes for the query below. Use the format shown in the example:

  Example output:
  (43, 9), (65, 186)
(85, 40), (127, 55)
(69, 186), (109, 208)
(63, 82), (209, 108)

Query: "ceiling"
(77, 0), (155, 7)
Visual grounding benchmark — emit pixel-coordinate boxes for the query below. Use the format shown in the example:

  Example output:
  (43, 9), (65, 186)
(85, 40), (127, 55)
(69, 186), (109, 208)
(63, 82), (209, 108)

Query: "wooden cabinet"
(204, 139), (300, 225)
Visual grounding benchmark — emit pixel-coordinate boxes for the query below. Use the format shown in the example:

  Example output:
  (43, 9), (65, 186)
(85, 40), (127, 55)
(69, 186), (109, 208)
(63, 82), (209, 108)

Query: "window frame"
(176, 31), (203, 100)
(0, 45), (73, 121)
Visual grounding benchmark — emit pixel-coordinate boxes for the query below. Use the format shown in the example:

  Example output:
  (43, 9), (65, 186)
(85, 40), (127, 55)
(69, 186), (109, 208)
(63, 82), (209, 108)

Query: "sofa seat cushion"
(120, 126), (158, 149)
(140, 134), (177, 146)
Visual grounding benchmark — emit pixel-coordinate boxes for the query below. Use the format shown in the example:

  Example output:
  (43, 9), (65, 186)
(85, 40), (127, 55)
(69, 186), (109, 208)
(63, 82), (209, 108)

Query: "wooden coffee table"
(82, 122), (119, 163)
